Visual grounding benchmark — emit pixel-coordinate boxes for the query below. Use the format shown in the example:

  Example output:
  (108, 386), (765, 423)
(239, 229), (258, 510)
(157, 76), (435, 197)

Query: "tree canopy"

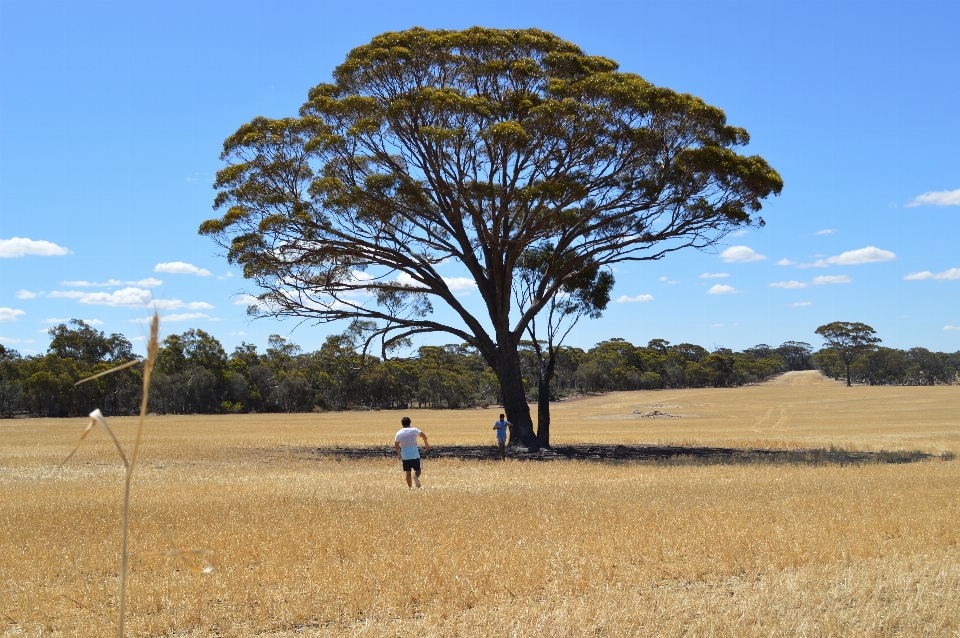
(815, 321), (881, 386)
(200, 26), (783, 447)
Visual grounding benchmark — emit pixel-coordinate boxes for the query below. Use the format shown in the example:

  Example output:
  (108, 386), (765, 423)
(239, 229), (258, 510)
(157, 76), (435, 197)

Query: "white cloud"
(904, 268), (960, 281)
(58, 278), (163, 288)
(775, 259), (796, 266)
(945, 325), (960, 331)
(218, 272), (234, 280)
(16, 290), (38, 299)
(0, 335), (33, 344)
(906, 189), (960, 208)
(443, 276), (478, 291)
(815, 229), (836, 235)
(233, 294), (261, 306)
(731, 229), (749, 237)
(796, 260), (830, 269)
(720, 246), (766, 263)
(935, 268), (960, 281)
(616, 294), (654, 303)
(769, 281), (808, 289)
(46, 290), (86, 299)
(0, 237), (69, 258)
(154, 261), (212, 276)
(230, 331), (247, 336)
(131, 312), (211, 324)
(397, 272), (426, 288)
(824, 246), (896, 265)
(791, 301), (812, 307)
(710, 323), (724, 327)
(699, 272), (729, 279)
(40, 317), (104, 326)
(0, 308), (26, 322)
(707, 284), (737, 295)
(186, 301), (215, 310)
(658, 276), (668, 281)
(812, 275), (852, 285)
(658, 276), (679, 284)
(150, 299), (187, 310)
(76, 287), (154, 307)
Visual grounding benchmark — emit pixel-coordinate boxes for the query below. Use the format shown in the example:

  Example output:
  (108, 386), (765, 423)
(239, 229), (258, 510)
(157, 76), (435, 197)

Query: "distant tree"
(776, 341), (813, 371)
(814, 321), (881, 386)
(200, 26), (782, 449)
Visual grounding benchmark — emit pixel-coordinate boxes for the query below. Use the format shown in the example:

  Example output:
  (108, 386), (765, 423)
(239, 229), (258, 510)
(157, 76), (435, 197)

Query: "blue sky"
(1, 0), (957, 356)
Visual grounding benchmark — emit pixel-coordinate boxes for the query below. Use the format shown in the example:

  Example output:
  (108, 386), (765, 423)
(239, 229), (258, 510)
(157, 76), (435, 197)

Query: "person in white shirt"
(394, 416), (430, 489)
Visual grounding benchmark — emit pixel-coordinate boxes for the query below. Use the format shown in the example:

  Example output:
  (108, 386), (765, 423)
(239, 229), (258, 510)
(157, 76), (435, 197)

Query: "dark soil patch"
(295, 444), (941, 466)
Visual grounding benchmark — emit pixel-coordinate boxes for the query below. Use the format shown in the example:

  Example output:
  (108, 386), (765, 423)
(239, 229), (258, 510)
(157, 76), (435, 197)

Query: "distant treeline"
(1, 320), (957, 418)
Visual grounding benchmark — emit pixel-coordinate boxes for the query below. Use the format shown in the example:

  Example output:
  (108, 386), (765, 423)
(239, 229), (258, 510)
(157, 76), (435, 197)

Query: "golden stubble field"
(2, 371), (959, 637)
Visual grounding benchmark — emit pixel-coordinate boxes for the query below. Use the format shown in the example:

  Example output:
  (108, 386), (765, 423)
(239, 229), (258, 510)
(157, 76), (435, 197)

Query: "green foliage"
(3, 321), (955, 418)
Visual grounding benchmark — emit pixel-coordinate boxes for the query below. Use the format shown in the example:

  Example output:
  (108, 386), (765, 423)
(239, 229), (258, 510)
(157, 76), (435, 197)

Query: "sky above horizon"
(1, 0), (958, 357)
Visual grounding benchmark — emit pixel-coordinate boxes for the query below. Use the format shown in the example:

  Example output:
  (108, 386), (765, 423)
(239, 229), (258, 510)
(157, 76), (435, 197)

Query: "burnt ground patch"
(294, 444), (945, 466)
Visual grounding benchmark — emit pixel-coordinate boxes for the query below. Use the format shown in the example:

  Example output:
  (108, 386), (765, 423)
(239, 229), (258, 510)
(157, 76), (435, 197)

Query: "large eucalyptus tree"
(201, 27), (782, 448)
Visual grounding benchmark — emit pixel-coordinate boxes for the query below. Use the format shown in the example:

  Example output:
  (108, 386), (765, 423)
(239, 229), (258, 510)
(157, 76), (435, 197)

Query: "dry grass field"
(2, 371), (959, 636)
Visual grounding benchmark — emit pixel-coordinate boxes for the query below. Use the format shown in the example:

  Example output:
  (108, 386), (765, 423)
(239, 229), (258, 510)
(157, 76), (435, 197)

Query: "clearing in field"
(2, 371), (958, 636)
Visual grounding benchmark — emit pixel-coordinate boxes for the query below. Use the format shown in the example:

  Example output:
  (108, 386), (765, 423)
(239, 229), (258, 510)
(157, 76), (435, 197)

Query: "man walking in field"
(394, 416), (430, 489)
(493, 413), (510, 461)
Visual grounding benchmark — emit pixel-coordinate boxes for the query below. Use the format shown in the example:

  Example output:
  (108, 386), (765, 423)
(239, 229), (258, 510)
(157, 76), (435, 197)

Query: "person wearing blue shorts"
(394, 416), (430, 488)
(493, 413), (510, 460)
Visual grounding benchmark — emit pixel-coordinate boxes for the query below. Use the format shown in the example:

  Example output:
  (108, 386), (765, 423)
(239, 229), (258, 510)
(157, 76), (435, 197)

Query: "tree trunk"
(536, 351), (557, 448)
(495, 347), (540, 451)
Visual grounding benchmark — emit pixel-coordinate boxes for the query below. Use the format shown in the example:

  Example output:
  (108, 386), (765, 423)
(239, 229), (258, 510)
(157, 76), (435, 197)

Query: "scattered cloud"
(825, 246), (896, 265)
(903, 268), (959, 281)
(791, 301), (812, 307)
(16, 290), (38, 299)
(699, 272), (729, 279)
(796, 260), (829, 269)
(775, 259), (796, 266)
(233, 294), (261, 306)
(132, 312), (212, 324)
(615, 294), (654, 303)
(906, 188), (960, 208)
(812, 275), (852, 285)
(46, 286), (193, 310)
(0, 237), (69, 258)
(154, 261), (212, 276)
(720, 246), (766, 263)
(707, 284), (737, 295)
(60, 278), (163, 288)
(731, 229), (749, 237)
(658, 276), (679, 284)
(936, 268), (960, 281)
(72, 287), (154, 307)
(41, 317), (103, 326)
(0, 336), (33, 344)
(186, 301), (215, 310)
(218, 272), (234, 280)
(769, 281), (808, 289)
(815, 229), (837, 235)
(230, 331), (247, 336)
(0, 308), (26, 322)
(945, 325), (960, 331)
(443, 276), (478, 291)
(710, 323), (725, 328)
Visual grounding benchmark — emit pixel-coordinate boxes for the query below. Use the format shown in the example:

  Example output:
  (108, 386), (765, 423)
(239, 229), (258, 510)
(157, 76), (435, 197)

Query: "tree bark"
(536, 352), (556, 448)
(495, 347), (540, 451)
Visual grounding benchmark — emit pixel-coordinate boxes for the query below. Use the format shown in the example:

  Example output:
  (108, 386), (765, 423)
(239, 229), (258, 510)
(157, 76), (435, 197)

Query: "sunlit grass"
(2, 371), (958, 636)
